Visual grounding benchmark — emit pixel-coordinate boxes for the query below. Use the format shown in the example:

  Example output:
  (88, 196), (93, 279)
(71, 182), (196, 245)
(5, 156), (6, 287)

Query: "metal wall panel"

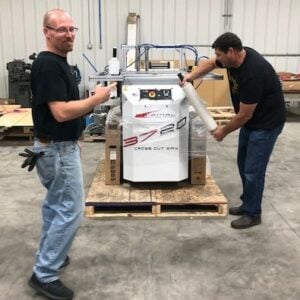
(231, 0), (300, 73)
(0, 0), (299, 98)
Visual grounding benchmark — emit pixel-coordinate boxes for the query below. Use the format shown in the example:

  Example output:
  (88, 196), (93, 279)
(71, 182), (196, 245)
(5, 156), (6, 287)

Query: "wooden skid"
(0, 126), (33, 141)
(85, 160), (228, 218)
(83, 134), (106, 142)
(0, 107), (33, 140)
(215, 119), (231, 126)
(85, 202), (227, 218)
(207, 106), (235, 125)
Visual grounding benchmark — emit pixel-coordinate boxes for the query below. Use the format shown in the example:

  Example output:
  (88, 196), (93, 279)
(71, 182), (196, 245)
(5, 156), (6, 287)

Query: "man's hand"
(212, 126), (227, 142)
(94, 82), (117, 104)
(181, 73), (194, 86)
(19, 148), (44, 172)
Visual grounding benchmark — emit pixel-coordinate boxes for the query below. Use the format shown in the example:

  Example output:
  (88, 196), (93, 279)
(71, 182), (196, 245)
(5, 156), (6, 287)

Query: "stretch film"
(181, 82), (217, 132)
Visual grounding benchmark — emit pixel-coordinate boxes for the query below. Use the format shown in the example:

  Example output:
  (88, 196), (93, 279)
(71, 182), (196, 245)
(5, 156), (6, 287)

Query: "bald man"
(28, 9), (113, 300)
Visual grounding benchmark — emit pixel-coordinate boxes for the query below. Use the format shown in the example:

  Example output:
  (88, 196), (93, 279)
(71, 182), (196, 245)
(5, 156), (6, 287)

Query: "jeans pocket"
(34, 143), (57, 188)
(61, 141), (77, 152)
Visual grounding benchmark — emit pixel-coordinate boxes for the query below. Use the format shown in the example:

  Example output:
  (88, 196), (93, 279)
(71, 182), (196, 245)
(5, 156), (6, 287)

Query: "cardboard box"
(195, 68), (231, 107)
(190, 156), (206, 185)
(105, 124), (121, 185)
(189, 114), (207, 156)
(189, 112), (206, 185)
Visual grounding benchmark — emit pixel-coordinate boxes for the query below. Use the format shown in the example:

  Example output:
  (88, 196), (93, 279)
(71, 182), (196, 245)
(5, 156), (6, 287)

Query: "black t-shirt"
(31, 51), (83, 140)
(217, 47), (286, 129)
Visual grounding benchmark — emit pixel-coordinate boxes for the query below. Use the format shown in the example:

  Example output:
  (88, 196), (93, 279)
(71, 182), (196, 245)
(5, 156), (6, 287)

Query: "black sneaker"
(231, 215), (261, 229)
(59, 256), (70, 270)
(229, 205), (244, 216)
(28, 273), (73, 300)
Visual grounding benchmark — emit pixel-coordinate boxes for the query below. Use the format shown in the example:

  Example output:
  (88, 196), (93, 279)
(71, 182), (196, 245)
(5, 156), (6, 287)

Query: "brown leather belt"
(38, 137), (53, 144)
(38, 138), (76, 144)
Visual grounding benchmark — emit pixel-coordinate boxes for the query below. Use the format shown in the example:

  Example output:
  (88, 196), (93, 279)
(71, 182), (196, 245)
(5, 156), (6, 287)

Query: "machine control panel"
(140, 89), (172, 100)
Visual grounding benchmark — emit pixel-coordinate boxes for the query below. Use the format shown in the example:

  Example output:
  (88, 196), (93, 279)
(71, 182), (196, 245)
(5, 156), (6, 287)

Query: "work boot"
(59, 256), (70, 270)
(28, 273), (73, 300)
(229, 205), (244, 216)
(231, 215), (261, 229)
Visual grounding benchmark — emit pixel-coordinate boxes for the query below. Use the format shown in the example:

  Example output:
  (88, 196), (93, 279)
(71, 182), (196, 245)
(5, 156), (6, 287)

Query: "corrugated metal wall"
(232, 0), (300, 72)
(0, 0), (299, 98)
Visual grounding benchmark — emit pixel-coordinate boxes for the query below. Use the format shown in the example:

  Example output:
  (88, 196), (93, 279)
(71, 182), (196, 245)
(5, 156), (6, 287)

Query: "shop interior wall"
(0, 0), (299, 99)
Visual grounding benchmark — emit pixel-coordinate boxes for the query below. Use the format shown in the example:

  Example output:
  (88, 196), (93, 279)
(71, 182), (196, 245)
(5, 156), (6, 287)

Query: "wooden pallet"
(208, 106), (235, 125)
(0, 108), (34, 141)
(85, 160), (228, 218)
(0, 126), (34, 141)
(83, 134), (106, 142)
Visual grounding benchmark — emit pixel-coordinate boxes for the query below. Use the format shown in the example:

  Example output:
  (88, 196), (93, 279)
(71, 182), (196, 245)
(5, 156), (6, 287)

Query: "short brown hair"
(212, 32), (243, 53)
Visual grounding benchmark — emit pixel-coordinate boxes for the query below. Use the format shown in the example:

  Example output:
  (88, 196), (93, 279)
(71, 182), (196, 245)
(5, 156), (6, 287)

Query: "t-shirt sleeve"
(34, 69), (68, 105)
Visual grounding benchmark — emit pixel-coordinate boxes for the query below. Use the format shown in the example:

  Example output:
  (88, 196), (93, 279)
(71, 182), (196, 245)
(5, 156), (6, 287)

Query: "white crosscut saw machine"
(89, 44), (223, 183)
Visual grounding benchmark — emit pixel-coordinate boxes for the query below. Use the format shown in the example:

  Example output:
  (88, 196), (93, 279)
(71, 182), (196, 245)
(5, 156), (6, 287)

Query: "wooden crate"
(85, 160), (228, 218)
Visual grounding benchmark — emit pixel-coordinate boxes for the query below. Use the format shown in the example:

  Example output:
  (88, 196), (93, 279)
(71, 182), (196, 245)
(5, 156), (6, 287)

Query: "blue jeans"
(237, 124), (284, 217)
(32, 139), (84, 283)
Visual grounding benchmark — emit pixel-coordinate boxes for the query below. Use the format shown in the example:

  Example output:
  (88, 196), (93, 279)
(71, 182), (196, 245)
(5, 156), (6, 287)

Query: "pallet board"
(0, 108), (32, 127)
(207, 106), (235, 125)
(0, 104), (21, 112)
(85, 160), (228, 218)
(0, 107), (33, 140)
(83, 133), (106, 142)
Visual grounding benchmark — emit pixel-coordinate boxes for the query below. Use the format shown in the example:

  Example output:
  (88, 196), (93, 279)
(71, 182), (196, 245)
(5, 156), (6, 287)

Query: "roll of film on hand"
(178, 73), (217, 132)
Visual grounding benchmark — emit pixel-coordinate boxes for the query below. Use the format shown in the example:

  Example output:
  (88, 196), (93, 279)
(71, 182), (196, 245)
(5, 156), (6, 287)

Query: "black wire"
(138, 44), (199, 65)
(194, 80), (203, 90)
(125, 50), (146, 69)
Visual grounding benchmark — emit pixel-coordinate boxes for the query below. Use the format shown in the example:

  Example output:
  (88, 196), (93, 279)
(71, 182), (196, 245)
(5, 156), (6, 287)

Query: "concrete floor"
(0, 113), (299, 300)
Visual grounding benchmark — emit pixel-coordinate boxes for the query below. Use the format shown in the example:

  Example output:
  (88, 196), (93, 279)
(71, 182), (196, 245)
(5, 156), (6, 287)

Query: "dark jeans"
(237, 123), (284, 217)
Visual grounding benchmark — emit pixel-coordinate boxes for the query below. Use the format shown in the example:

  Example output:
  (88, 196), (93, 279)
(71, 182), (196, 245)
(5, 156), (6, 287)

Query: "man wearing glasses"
(27, 9), (114, 300)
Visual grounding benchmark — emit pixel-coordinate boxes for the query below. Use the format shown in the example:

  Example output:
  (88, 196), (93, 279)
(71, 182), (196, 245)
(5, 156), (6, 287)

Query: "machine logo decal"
(135, 110), (159, 118)
(135, 111), (176, 118)
(123, 116), (187, 147)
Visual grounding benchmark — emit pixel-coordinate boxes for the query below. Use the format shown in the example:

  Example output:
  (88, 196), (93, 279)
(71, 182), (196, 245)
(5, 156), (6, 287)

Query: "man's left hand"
(212, 126), (227, 142)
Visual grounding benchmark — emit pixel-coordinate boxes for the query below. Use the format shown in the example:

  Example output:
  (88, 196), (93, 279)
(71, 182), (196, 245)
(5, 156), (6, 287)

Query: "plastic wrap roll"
(181, 82), (217, 132)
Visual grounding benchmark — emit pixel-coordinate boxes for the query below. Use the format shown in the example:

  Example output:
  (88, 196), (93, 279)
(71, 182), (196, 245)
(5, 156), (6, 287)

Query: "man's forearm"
(49, 95), (105, 122)
(190, 58), (217, 80)
(222, 114), (249, 135)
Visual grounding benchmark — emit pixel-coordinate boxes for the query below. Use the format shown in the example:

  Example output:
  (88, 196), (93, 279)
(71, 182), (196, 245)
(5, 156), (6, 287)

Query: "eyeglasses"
(45, 25), (79, 34)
